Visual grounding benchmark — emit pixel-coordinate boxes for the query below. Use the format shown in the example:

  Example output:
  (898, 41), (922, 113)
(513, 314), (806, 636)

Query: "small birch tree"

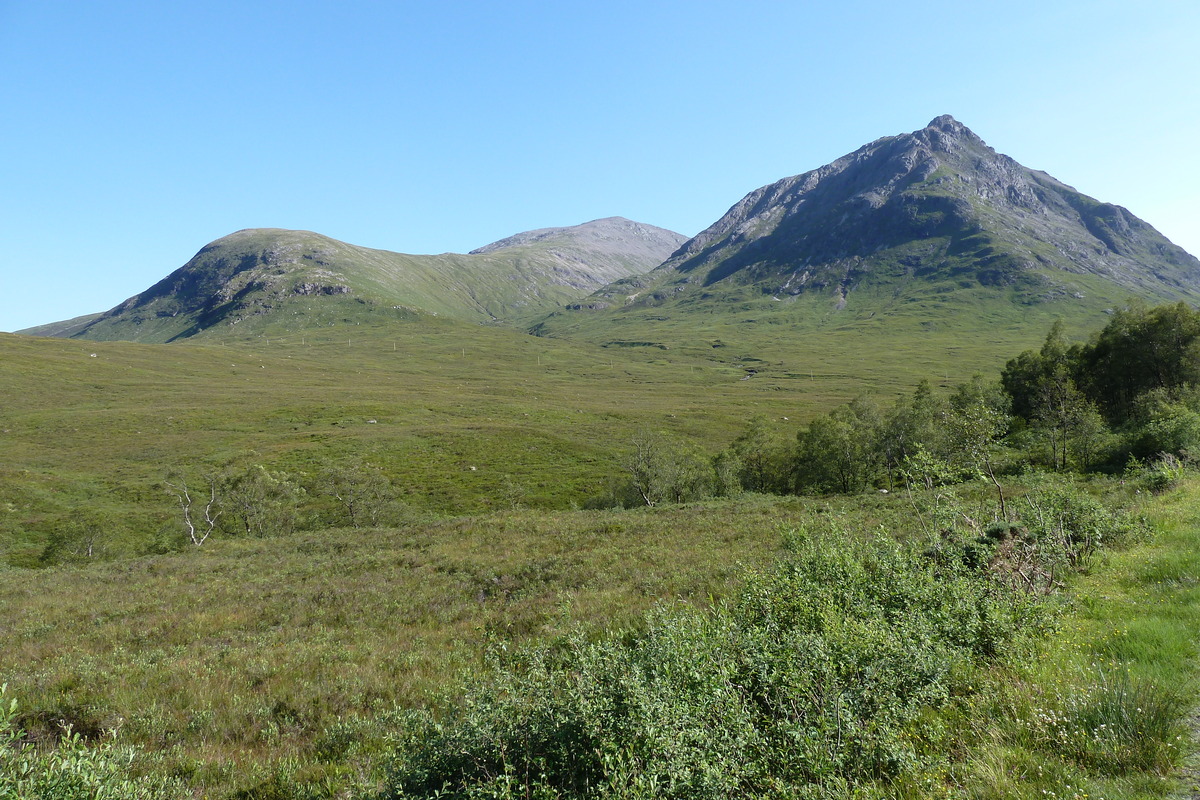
(164, 473), (221, 547)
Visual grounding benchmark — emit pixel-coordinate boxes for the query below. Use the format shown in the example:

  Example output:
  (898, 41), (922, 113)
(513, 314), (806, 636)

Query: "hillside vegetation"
(7, 115), (1200, 799)
(1, 298), (1069, 567)
(33, 219), (686, 343)
(5, 305), (1200, 798)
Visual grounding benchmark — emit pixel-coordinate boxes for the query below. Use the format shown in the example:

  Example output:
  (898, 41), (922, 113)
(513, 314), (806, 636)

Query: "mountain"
(536, 116), (1200, 353)
(34, 218), (686, 343)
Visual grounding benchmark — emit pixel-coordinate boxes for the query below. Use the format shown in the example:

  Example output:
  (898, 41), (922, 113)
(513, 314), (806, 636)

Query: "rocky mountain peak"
(923, 113), (975, 140)
(590, 116), (1199, 310)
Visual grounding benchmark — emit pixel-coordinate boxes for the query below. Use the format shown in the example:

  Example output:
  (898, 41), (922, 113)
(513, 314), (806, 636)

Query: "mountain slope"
(37, 218), (686, 343)
(533, 116), (1200, 368)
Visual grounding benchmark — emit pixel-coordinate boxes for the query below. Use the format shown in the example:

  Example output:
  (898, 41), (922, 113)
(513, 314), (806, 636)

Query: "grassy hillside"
(533, 276), (1123, 382)
(50, 221), (685, 343)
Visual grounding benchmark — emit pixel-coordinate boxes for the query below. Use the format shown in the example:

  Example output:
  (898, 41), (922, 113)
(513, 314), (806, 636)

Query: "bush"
(1125, 453), (1187, 494)
(0, 684), (182, 800)
(1018, 479), (1146, 575)
(380, 529), (1047, 798)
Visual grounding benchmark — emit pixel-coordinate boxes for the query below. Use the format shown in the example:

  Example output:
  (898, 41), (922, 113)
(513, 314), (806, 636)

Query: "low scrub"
(381, 518), (1060, 798)
(0, 684), (183, 800)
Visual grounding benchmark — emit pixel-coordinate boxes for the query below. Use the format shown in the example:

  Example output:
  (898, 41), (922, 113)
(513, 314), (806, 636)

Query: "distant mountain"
(541, 116), (1200, 332)
(31, 218), (686, 343)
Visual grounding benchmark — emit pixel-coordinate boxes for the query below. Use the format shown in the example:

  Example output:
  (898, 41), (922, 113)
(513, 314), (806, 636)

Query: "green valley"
(5, 116), (1200, 799)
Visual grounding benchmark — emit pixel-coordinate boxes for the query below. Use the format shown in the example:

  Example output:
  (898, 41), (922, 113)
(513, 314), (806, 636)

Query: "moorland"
(5, 117), (1200, 799)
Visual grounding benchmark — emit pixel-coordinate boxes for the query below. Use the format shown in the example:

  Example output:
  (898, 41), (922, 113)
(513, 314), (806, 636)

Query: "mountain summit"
(568, 115), (1198, 315)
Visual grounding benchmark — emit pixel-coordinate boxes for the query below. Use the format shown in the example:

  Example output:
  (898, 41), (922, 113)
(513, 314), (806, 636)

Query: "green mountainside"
(532, 116), (1200, 367)
(36, 218), (686, 343)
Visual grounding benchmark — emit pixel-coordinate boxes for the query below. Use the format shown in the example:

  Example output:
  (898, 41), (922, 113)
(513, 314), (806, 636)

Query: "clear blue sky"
(2, 0), (1197, 332)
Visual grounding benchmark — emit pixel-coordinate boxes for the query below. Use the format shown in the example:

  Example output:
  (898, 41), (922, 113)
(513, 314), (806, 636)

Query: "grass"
(6, 288), (1080, 565)
(0, 497), (808, 794)
(953, 476), (1200, 798)
(5, 473), (1192, 798)
(7, 296), (1200, 797)
(0, 317), (818, 562)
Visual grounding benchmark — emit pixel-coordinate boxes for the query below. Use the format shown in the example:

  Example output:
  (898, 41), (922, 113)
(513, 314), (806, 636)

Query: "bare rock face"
(649, 115), (1199, 303)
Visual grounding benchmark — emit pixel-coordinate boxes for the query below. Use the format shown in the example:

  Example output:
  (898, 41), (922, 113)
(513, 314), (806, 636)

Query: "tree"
(321, 458), (394, 527)
(1001, 320), (1073, 422)
(880, 379), (950, 476)
(1075, 302), (1200, 423)
(622, 431), (712, 507)
(39, 509), (116, 564)
(711, 449), (744, 498)
(164, 462), (304, 546)
(221, 464), (303, 538)
(164, 472), (221, 547)
(795, 396), (885, 493)
(1001, 322), (1110, 470)
(947, 376), (1010, 519)
(727, 415), (791, 493)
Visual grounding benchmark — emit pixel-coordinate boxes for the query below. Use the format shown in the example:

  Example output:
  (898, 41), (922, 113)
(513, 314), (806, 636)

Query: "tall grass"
(957, 477), (1200, 799)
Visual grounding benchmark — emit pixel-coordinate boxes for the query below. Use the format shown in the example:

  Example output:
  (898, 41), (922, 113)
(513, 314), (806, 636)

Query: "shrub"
(0, 684), (182, 800)
(380, 530), (1047, 798)
(1125, 453), (1187, 494)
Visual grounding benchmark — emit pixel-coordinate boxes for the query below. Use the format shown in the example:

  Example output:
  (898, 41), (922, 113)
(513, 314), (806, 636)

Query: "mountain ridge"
(29, 218), (686, 342)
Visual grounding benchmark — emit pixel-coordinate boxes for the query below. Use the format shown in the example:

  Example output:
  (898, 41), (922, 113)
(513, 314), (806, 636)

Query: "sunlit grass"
(958, 477), (1200, 798)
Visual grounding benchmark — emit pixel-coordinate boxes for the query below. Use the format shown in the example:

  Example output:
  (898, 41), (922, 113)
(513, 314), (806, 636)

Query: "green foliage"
(37, 509), (121, 565)
(1125, 453), (1187, 493)
(1125, 389), (1200, 462)
(1017, 478), (1146, 575)
(1002, 321), (1113, 470)
(618, 431), (715, 507)
(1075, 302), (1200, 423)
(316, 456), (393, 527)
(785, 378), (1009, 499)
(726, 415), (792, 494)
(0, 498), (792, 797)
(380, 518), (1055, 799)
(795, 396), (885, 494)
(1002, 305), (1200, 471)
(0, 684), (182, 800)
(220, 463), (304, 538)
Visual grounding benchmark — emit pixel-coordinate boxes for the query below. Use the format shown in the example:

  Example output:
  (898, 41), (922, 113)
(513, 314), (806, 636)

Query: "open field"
(0, 303), (1067, 564)
(7, 305), (1200, 797)
(0, 497), (805, 791)
(4, 476), (1199, 797)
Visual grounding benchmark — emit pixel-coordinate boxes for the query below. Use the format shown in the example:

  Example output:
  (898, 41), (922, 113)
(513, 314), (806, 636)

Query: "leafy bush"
(380, 528), (1047, 799)
(1125, 453), (1187, 494)
(0, 684), (182, 800)
(1018, 479), (1147, 573)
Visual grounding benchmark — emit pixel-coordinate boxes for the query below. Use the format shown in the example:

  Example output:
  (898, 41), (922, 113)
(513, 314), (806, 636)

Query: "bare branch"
(165, 476), (221, 546)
